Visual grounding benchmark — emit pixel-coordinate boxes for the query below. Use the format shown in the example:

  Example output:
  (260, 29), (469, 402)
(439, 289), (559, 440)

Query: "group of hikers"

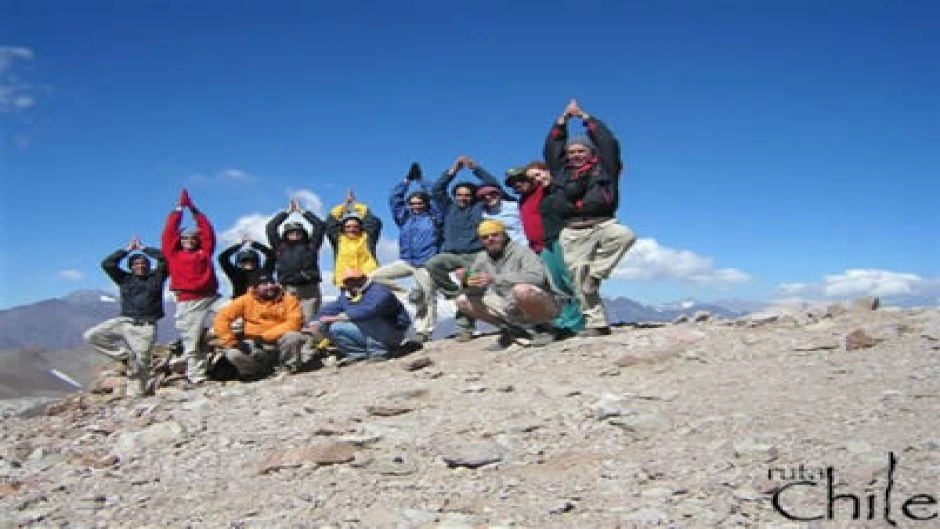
(83, 100), (638, 397)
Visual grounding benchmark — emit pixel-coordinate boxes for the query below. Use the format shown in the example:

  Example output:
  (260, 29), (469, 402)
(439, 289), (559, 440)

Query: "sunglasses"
(408, 201), (426, 206)
(481, 192), (501, 199)
(480, 233), (503, 240)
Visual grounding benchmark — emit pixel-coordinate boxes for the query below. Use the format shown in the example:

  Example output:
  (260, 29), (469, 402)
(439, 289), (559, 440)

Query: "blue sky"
(2, 0), (938, 310)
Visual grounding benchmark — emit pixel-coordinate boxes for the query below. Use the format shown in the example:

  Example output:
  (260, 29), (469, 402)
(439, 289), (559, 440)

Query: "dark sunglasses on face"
(481, 233), (502, 240)
(482, 192), (500, 199)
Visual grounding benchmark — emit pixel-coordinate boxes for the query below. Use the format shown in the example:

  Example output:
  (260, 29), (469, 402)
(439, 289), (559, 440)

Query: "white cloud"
(823, 269), (927, 298)
(0, 46), (36, 114)
(771, 269), (940, 305)
(189, 168), (260, 185)
(220, 213), (271, 245)
(0, 47), (34, 71)
(613, 238), (751, 284)
(287, 188), (324, 216)
(218, 168), (257, 182)
(58, 269), (84, 281)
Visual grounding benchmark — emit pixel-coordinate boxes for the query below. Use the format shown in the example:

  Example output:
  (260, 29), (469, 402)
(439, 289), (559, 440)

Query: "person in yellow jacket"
(325, 190), (383, 287)
(212, 274), (307, 377)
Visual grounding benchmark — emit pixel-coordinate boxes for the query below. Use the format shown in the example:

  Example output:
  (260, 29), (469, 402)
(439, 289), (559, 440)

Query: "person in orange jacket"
(212, 274), (307, 377)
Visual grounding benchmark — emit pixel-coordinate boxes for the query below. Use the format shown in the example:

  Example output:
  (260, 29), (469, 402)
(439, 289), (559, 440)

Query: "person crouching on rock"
(211, 274), (307, 378)
(307, 268), (411, 363)
(83, 236), (168, 397)
(455, 220), (560, 351)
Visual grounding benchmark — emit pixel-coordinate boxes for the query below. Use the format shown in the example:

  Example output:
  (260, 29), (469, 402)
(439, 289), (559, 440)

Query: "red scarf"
(570, 156), (599, 210)
(570, 156), (600, 179)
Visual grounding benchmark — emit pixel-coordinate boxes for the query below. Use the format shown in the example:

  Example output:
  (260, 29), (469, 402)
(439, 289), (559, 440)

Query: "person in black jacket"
(544, 99), (637, 337)
(266, 198), (325, 322)
(218, 236), (275, 298)
(83, 236), (168, 397)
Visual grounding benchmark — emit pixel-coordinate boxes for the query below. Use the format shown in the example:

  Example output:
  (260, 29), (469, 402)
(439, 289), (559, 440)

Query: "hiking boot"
(530, 330), (556, 347)
(552, 328), (577, 341)
(485, 330), (514, 351)
(577, 327), (612, 338)
(454, 330), (475, 342)
(527, 324), (557, 347)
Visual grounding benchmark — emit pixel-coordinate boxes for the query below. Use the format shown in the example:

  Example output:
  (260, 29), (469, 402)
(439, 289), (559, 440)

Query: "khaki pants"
(560, 219), (636, 328)
(283, 283), (322, 324)
(370, 260), (435, 336)
(84, 317), (156, 395)
(455, 284), (559, 327)
(225, 331), (309, 376)
(174, 295), (225, 383)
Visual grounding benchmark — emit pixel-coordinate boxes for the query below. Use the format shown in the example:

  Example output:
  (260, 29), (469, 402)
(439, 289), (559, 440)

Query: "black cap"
(251, 274), (275, 287)
(504, 167), (529, 187)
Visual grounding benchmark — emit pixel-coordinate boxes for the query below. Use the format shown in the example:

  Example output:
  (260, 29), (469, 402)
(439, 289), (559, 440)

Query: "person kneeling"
(309, 269), (411, 363)
(455, 220), (560, 351)
(212, 275), (307, 378)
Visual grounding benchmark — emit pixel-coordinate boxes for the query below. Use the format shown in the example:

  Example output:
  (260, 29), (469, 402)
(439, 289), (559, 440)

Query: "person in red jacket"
(162, 189), (221, 385)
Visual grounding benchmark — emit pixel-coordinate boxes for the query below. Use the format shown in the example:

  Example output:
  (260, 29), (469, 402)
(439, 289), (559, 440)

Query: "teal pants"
(541, 240), (586, 333)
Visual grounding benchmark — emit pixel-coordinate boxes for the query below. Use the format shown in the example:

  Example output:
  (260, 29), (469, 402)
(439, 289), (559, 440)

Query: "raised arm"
(390, 179), (409, 226)
(324, 206), (342, 252)
(218, 244), (240, 280)
(101, 248), (129, 285)
(432, 156), (468, 212)
(193, 209), (216, 254)
(141, 246), (168, 282)
(266, 210), (289, 248)
(361, 207), (383, 258)
(584, 115), (622, 176)
(469, 162), (511, 198)
(544, 109), (570, 176)
(300, 210), (325, 251)
(161, 210), (183, 254)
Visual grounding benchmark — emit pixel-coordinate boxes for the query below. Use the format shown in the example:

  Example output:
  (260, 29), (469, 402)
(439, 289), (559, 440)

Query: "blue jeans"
(328, 320), (404, 360)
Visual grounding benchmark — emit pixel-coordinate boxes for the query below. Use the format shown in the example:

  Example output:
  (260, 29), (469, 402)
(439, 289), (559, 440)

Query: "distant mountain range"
(0, 290), (178, 351)
(0, 289), (752, 402)
(0, 289), (750, 353)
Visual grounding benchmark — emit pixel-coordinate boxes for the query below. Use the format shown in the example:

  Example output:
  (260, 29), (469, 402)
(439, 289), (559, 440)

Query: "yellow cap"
(477, 219), (506, 237)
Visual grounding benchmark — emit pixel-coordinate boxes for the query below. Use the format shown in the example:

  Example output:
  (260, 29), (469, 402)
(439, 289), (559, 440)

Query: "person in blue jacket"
(309, 268), (410, 362)
(424, 155), (503, 341)
(370, 162), (443, 343)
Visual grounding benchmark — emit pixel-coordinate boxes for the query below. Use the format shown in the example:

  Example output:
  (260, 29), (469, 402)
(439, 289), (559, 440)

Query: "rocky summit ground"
(1, 301), (939, 529)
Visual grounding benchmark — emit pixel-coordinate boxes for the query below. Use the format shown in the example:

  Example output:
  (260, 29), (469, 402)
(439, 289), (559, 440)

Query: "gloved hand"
(406, 162), (422, 181)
